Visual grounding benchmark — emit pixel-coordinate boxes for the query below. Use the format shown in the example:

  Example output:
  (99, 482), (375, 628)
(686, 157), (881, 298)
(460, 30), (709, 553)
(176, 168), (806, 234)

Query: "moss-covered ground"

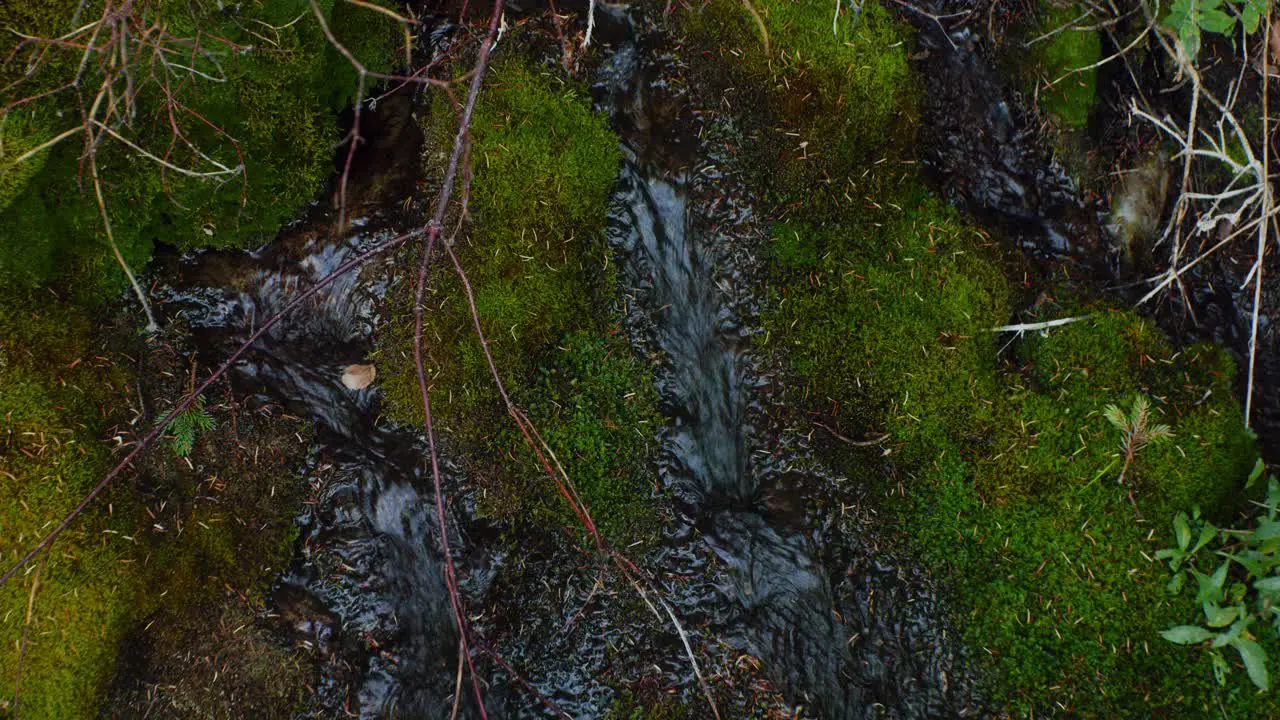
(1022, 2), (1101, 131)
(683, 0), (1272, 714)
(0, 0), (398, 299)
(376, 57), (664, 547)
(0, 294), (314, 718)
(0, 1), (400, 714)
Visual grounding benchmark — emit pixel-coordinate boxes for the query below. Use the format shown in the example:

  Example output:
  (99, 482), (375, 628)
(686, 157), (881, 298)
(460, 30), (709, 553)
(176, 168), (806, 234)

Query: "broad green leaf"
(1214, 616), (1252, 648)
(1254, 520), (1280, 542)
(1211, 561), (1230, 590)
(1204, 602), (1239, 628)
(1243, 5), (1261, 34)
(1161, 625), (1215, 644)
(1269, 477), (1280, 519)
(1195, 568), (1226, 605)
(1243, 0), (1269, 34)
(1166, 0), (1192, 30)
(1198, 8), (1237, 34)
(1255, 576), (1280, 594)
(1168, 570), (1187, 594)
(1223, 550), (1278, 579)
(1175, 512), (1192, 551)
(1155, 548), (1179, 561)
(1180, 21), (1202, 58)
(1235, 638), (1270, 690)
(1191, 523), (1218, 554)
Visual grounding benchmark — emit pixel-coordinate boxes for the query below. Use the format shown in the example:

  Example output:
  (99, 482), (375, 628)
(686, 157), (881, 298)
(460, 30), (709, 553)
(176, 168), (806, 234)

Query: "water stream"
(595, 11), (978, 717)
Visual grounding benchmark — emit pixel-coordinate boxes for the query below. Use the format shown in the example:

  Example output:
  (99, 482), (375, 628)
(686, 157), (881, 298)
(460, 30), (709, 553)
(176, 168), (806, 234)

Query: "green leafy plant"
(1158, 459), (1280, 690)
(157, 396), (217, 457)
(1165, 0), (1270, 59)
(1104, 394), (1174, 484)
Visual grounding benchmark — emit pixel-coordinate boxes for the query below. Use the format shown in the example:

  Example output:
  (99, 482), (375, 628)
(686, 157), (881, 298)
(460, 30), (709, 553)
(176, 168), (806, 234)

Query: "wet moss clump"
(380, 59), (622, 433)
(0, 292), (138, 718)
(0, 0), (399, 298)
(0, 294), (313, 718)
(766, 194), (1009, 457)
(1025, 3), (1101, 130)
(499, 332), (662, 546)
(901, 307), (1265, 715)
(377, 59), (665, 542)
(683, 0), (917, 222)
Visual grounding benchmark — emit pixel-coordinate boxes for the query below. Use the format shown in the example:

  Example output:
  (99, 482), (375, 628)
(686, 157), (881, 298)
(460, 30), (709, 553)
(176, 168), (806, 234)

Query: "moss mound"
(500, 332), (662, 545)
(0, 0), (398, 298)
(0, 292), (138, 717)
(380, 59), (622, 432)
(377, 58), (663, 544)
(903, 308), (1262, 715)
(0, 294), (312, 718)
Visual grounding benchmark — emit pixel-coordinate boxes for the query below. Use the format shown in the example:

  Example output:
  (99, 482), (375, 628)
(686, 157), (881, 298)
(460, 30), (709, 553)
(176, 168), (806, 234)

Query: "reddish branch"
(409, 0), (505, 714)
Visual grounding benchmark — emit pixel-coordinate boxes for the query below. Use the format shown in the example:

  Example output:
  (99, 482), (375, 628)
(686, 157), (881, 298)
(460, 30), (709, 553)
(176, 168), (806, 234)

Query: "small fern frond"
(1131, 395), (1151, 432)
(157, 395), (216, 457)
(1103, 404), (1128, 432)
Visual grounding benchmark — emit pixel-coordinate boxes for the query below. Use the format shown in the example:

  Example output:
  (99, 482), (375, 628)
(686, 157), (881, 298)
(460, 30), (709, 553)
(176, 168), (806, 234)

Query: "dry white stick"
(583, 0), (597, 48)
(1246, 15), (1273, 424)
(990, 316), (1088, 333)
(625, 572), (722, 720)
(91, 121), (242, 179)
(0, 126), (81, 173)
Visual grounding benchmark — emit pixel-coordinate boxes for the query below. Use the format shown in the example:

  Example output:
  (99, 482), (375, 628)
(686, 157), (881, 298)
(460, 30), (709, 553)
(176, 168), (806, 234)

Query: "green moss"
(683, 0), (917, 222)
(763, 193), (1009, 457)
(495, 332), (662, 545)
(605, 689), (694, 719)
(1027, 3), (1101, 130)
(0, 291), (310, 718)
(0, 0), (396, 298)
(379, 59), (622, 434)
(0, 292), (138, 718)
(374, 58), (665, 546)
(693, 1), (1265, 713)
(902, 310), (1261, 715)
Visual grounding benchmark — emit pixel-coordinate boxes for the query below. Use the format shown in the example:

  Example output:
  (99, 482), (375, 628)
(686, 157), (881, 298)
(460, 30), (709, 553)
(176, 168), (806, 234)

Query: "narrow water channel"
(597, 10), (977, 717)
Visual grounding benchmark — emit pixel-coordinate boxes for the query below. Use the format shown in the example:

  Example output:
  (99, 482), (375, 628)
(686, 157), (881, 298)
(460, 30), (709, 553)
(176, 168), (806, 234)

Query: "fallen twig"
(814, 421), (890, 447)
(989, 316), (1088, 333)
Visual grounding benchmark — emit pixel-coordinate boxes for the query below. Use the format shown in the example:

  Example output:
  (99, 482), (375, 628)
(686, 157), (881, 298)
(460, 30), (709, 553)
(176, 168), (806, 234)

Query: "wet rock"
(270, 584), (338, 653)
(341, 363), (377, 390)
(1108, 151), (1170, 264)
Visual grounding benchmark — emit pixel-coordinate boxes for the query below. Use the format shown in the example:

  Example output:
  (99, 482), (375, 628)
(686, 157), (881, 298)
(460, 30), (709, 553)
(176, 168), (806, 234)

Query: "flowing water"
(594, 10), (980, 717)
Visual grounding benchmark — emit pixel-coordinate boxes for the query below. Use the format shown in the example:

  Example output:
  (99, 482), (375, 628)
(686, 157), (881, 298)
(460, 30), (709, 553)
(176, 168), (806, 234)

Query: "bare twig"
(10, 547), (50, 719)
(1043, 0), (1158, 89)
(814, 421), (890, 447)
(741, 0), (771, 54)
(989, 316), (1088, 333)
(410, 1), (507, 716)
